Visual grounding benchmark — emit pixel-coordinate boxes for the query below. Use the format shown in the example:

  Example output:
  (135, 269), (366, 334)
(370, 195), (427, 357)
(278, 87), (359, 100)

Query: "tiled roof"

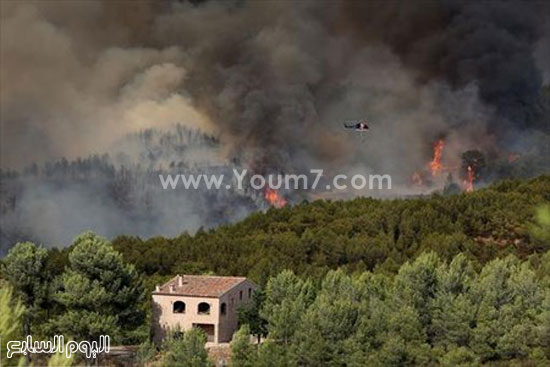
(153, 275), (248, 298)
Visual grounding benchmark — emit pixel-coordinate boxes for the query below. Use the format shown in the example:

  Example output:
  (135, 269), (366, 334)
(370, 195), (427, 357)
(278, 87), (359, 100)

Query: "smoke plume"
(1, 0), (548, 250)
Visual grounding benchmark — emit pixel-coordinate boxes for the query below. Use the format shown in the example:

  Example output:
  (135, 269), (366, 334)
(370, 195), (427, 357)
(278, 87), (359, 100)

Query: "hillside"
(108, 175), (550, 284)
(2, 175), (549, 366)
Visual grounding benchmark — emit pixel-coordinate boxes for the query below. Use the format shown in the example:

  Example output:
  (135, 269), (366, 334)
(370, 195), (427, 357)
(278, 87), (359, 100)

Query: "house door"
(193, 323), (215, 342)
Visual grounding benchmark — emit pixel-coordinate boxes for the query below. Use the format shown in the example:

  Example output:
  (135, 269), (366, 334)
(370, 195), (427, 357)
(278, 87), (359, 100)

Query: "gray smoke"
(1, 0), (548, 250)
(3, 0), (547, 170)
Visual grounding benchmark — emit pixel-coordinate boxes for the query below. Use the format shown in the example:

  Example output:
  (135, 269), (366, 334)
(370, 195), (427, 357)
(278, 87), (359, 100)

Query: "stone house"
(152, 274), (257, 343)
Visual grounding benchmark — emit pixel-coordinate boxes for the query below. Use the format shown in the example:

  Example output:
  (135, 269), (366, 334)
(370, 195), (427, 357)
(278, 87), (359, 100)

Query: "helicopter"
(343, 120), (369, 131)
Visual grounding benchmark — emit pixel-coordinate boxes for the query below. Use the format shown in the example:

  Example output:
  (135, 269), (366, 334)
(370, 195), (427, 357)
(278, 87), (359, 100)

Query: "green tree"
(238, 289), (267, 344)
(370, 306), (432, 366)
(431, 254), (476, 349)
(393, 252), (441, 331)
(136, 339), (157, 367)
(52, 232), (145, 344)
(260, 270), (314, 346)
(530, 205), (550, 250)
(1, 282), (75, 367)
(471, 256), (542, 362)
(292, 270), (360, 367)
(256, 340), (294, 367)
(439, 346), (479, 367)
(0, 284), (25, 366)
(533, 289), (550, 363)
(230, 325), (256, 367)
(46, 352), (75, 367)
(162, 328), (212, 367)
(1, 242), (49, 335)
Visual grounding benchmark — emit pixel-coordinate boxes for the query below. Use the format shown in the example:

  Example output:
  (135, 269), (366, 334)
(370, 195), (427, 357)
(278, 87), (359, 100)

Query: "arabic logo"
(7, 335), (110, 359)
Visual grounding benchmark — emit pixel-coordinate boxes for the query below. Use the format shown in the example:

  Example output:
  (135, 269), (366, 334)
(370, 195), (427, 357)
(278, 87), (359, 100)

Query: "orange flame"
(429, 139), (444, 176)
(463, 165), (474, 192)
(264, 188), (287, 208)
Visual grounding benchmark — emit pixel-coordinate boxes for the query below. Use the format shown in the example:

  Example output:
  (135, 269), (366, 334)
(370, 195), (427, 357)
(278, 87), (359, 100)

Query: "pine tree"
(0, 284), (25, 366)
(237, 289), (267, 344)
(431, 254), (476, 349)
(530, 205), (550, 250)
(292, 270), (360, 367)
(256, 340), (295, 367)
(52, 232), (145, 345)
(230, 325), (256, 367)
(162, 328), (212, 367)
(393, 252), (441, 332)
(260, 270), (314, 346)
(471, 256), (543, 361)
(2, 242), (49, 335)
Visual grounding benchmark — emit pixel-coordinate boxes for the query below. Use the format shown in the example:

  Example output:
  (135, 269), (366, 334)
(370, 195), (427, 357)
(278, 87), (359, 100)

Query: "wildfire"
(429, 139), (445, 176)
(264, 188), (287, 208)
(463, 165), (474, 192)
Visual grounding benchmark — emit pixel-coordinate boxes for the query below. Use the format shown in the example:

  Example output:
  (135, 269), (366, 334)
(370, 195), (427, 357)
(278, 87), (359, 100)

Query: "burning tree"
(460, 150), (486, 192)
(264, 188), (287, 208)
(429, 139), (445, 176)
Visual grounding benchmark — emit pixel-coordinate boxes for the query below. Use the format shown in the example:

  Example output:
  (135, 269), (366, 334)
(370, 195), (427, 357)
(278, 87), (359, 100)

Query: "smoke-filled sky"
(0, 0), (549, 250)
(1, 0), (548, 173)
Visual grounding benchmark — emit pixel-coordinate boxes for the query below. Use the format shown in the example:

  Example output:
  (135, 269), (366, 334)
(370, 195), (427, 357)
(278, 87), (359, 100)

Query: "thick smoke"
(0, 1), (214, 168)
(1, 0), (549, 250)
(342, 0), (547, 132)
(3, 0), (547, 170)
(0, 127), (257, 254)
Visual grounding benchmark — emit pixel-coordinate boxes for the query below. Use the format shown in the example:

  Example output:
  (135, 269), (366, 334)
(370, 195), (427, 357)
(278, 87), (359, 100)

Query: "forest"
(1, 175), (549, 366)
(2, 0), (550, 365)
(111, 175), (550, 282)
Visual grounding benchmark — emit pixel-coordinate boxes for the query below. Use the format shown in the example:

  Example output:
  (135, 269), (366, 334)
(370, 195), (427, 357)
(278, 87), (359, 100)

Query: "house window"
(239, 290), (243, 300)
(173, 301), (186, 314)
(248, 288), (252, 298)
(221, 302), (227, 315)
(198, 302), (211, 315)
